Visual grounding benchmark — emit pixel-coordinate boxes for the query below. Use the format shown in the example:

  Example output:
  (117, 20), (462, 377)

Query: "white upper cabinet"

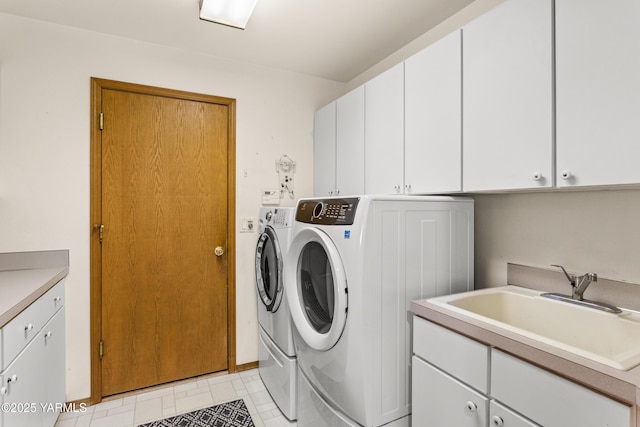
(462, 0), (553, 192)
(313, 86), (365, 197)
(556, 0), (640, 187)
(405, 30), (462, 194)
(365, 63), (404, 195)
(336, 86), (365, 196)
(313, 102), (337, 197)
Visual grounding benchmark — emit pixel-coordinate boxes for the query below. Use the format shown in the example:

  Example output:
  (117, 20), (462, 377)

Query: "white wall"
(474, 189), (640, 287)
(346, 0), (505, 91)
(0, 13), (344, 401)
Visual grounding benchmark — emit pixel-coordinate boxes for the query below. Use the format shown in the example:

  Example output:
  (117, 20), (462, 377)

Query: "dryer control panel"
(296, 197), (359, 225)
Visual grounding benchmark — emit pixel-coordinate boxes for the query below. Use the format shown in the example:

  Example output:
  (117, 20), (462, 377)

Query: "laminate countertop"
(0, 267), (69, 328)
(0, 250), (69, 328)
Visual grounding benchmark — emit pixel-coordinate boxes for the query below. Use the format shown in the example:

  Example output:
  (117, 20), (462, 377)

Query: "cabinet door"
(412, 356), (488, 427)
(556, 0), (640, 187)
(365, 63), (404, 195)
(462, 0), (553, 191)
(41, 309), (65, 427)
(405, 30), (462, 194)
(490, 400), (540, 427)
(314, 102), (337, 196)
(1, 338), (42, 427)
(492, 350), (631, 427)
(336, 86), (365, 196)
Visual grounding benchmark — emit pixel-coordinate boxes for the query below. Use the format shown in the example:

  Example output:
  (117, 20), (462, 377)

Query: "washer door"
(255, 226), (283, 312)
(285, 227), (348, 351)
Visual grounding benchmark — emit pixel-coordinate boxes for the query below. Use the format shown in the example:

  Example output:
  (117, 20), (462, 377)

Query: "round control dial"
(313, 202), (324, 218)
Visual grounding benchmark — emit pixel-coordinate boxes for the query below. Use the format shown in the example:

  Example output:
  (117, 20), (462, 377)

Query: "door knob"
(215, 246), (224, 257)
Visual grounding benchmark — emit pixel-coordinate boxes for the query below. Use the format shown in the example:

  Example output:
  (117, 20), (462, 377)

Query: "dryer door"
(285, 227), (348, 351)
(255, 226), (284, 312)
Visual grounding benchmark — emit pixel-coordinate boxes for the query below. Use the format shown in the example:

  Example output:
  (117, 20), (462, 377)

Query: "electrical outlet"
(241, 217), (255, 233)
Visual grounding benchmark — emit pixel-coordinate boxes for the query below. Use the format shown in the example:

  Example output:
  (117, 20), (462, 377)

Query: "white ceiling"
(0, 0), (474, 82)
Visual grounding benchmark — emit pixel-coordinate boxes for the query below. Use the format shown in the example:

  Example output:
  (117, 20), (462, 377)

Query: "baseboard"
(236, 361), (258, 372)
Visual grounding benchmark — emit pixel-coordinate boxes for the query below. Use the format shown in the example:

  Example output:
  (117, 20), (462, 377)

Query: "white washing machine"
(284, 195), (474, 427)
(255, 206), (297, 421)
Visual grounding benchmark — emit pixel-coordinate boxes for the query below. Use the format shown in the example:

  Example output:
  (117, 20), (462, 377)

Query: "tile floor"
(54, 369), (297, 427)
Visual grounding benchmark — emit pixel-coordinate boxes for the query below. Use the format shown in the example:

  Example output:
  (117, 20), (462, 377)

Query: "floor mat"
(138, 398), (255, 427)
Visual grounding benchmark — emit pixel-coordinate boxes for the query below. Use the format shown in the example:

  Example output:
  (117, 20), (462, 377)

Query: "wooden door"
(90, 79), (236, 398)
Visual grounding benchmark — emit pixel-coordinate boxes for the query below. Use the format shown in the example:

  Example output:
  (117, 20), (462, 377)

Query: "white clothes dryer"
(255, 206), (297, 420)
(285, 195), (474, 427)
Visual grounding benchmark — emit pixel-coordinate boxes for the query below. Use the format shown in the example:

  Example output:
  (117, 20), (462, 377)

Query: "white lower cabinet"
(413, 356), (487, 426)
(0, 279), (65, 427)
(41, 310), (65, 427)
(2, 337), (42, 427)
(492, 349), (630, 427)
(412, 317), (632, 427)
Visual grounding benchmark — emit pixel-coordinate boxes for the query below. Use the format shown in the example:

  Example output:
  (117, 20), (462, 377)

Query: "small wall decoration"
(276, 154), (296, 199)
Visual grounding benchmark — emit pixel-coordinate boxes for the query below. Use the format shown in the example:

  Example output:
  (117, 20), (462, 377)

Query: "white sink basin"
(428, 286), (640, 370)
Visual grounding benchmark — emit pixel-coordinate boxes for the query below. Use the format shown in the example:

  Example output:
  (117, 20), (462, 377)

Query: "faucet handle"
(552, 264), (576, 285)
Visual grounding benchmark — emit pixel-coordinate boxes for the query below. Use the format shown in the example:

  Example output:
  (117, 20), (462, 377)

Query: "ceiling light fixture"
(199, 0), (258, 30)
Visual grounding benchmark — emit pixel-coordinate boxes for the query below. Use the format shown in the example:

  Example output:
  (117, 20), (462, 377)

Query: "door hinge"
(99, 112), (104, 131)
(99, 340), (104, 359)
(94, 223), (105, 243)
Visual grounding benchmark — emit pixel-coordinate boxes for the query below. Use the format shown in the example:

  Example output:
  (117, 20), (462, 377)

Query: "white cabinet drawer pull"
(532, 171), (542, 181)
(492, 415), (505, 426)
(54, 296), (62, 303)
(561, 170), (572, 180)
(465, 401), (478, 415)
(8, 375), (18, 383)
(25, 323), (34, 332)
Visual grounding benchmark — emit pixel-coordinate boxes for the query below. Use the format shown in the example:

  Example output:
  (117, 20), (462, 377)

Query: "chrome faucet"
(541, 265), (621, 314)
(552, 264), (598, 300)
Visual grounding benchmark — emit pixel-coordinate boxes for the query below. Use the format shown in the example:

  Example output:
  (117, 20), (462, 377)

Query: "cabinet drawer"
(41, 279), (65, 324)
(412, 356), (487, 426)
(1, 301), (42, 370)
(491, 350), (631, 427)
(413, 316), (489, 393)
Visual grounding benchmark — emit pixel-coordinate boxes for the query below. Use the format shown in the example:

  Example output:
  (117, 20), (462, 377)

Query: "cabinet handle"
(25, 323), (34, 332)
(405, 184), (412, 192)
(492, 415), (505, 426)
(8, 375), (18, 384)
(54, 296), (62, 303)
(0, 386), (6, 395)
(464, 401), (477, 415)
(561, 170), (572, 180)
(45, 331), (53, 339)
(532, 171), (542, 181)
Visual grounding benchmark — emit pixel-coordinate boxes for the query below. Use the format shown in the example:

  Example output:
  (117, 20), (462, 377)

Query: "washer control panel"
(296, 197), (360, 225)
